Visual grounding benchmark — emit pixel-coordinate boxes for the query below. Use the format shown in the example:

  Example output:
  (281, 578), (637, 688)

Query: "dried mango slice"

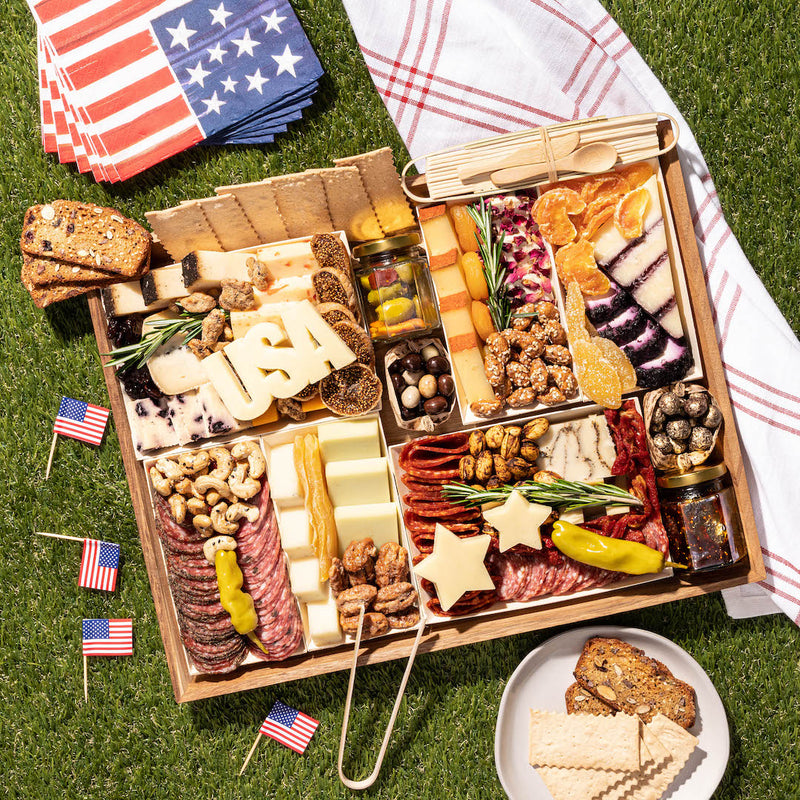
(572, 339), (622, 409)
(617, 162), (654, 190)
(450, 204), (480, 252)
(614, 186), (651, 239)
(461, 251), (489, 300)
(591, 336), (637, 393)
(565, 280), (590, 345)
(554, 240), (610, 296)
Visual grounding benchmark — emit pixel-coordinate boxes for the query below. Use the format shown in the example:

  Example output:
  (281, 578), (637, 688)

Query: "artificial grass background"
(1, 0), (798, 798)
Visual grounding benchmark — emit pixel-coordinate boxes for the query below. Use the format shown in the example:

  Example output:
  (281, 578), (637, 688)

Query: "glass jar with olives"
(385, 339), (456, 430)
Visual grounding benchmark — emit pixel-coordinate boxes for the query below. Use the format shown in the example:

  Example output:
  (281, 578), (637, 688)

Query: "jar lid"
(657, 461), (728, 489)
(352, 234), (420, 259)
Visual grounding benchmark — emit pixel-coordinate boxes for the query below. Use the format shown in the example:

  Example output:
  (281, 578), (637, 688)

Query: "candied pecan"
(340, 611), (389, 638)
(329, 557), (348, 597)
(375, 542), (410, 587)
(336, 584), (377, 616)
(373, 582), (416, 614)
(201, 308), (226, 346)
(246, 256), (273, 291)
(507, 387), (536, 408)
(386, 607), (421, 630)
(529, 358), (549, 394)
(180, 292), (217, 313)
(486, 332), (511, 363)
(342, 537), (377, 583)
(276, 398), (306, 421)
(506, 360), (531, 388)
(538, 386), (567, 405)
(547, 365), (578, 397)
(188, 338), (214, 359)
(543, 344), (572, 366)
(219, 279), (255, 311)
(543, 320), (567, 345)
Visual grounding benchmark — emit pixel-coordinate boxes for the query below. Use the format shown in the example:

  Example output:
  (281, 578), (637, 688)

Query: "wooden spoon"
(490, 142), (618, 188)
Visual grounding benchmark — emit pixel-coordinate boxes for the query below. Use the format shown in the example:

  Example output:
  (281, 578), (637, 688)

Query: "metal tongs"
(337, 606), (427, 790)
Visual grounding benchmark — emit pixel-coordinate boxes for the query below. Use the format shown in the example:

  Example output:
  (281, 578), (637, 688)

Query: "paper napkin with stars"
(28, 0), (322, 182)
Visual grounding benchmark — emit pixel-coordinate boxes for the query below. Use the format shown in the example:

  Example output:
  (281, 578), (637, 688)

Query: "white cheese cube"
(278, 507), (314, 559)
(305, 594), (343, 647)
(317, 418), (381, 463)
(140, 263), (189, 306)
(268, 442), (303, 507)
(102, 280), (167, 317)
(182, 250), (253, 291)
(288, 557), (326, 603)
(122, 393), (179, 454)
(334, 503), (398, 556)
(325, 457), (390, 506)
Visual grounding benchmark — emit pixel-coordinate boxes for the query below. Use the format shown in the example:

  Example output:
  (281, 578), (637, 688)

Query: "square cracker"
(270, 172), (334, 238)
(215, 180), (289, 244)
(194, 194), (260, 251)
(334, 147), (416, 234)
(528, 709), (640, 771)
(145, 203), (221, 261)
(308, 166), (383, 242)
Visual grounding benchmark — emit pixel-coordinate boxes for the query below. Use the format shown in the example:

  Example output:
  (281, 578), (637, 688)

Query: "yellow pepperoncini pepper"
(215, 549), (268, 654)
(550, 520), (685, 575)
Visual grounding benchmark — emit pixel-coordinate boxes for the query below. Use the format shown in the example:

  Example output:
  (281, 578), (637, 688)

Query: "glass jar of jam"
(352, 234), (440, 342)
(657, 463), (746, 574)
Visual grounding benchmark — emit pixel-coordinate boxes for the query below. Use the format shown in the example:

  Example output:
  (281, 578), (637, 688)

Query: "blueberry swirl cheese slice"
(592, 175), (684, 340)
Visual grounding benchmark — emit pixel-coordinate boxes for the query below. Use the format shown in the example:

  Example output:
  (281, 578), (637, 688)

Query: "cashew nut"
(203, 534), (237, 565)
(156, 458), (184, 482)
(206, 491), (221, 507)
(226, 502), (260, 524)
(208, 447), (234, 481)
(174, 477), (194, 496)
(178, 450), (211, 475)
(193, 475), (234, 501)
(186, 497), (208, 517)
(227, 462), (261, 500)
(149, 466), (172, 497)
(231, 441), (266, 479)
(168, 493), (187, 524)
(210, 502), (239, 535)
(192, 514), (213, 536)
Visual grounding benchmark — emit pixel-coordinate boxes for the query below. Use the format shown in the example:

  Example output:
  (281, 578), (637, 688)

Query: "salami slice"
(492, 554), (527, 602)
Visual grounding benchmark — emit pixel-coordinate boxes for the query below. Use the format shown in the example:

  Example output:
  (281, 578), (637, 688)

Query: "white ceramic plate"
(495, 626), (729, 800)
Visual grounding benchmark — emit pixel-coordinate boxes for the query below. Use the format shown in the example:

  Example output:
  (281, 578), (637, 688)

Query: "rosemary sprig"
(442, 479), (643, 512)
(106, 310), (216, 371)
(466, 199), (511, 332)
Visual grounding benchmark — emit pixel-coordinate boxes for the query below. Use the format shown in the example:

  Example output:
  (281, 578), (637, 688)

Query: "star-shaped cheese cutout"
(262, 9), (286, 33)
(232, 28), (260, 57)
(201, 91), (226, 115)
(207, 42), (227, 64)
(209, 2), (232, 27)
(166, 18), (196, 50)
(413, 523), (494, 612)
(482, 490), (551, 552)
(272, 44), (302, 77)
(245, 68), (269, 94)
(220, 75), (238, 93)
(186, 60), (211, 88)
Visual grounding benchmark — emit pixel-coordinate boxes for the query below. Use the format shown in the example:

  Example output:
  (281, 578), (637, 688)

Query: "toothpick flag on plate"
(240, 700), (319, 773)
(45, 396), (110, 479)
(81, 619), (133, 702)
(28, 0), (323, 182)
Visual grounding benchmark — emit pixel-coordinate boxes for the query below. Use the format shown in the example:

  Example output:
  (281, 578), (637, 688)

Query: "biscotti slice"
(573, 637), (696, 729)
(21, 201), (151, 276)
(21, 259), (115, 308)
(23, 251), (148, 287)
(565, 682), (616, 716)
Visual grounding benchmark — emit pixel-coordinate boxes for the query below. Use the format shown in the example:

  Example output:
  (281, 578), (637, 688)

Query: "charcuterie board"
(87, 119), (764, 702)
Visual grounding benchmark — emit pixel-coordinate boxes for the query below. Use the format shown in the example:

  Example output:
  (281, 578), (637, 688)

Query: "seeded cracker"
(528, 709), (640, 771)
(215, 179), (289, 243)
(194, 194), (260, 251)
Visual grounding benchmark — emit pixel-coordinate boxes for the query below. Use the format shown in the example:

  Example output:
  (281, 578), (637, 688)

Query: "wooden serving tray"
(88, 120), (764, 703)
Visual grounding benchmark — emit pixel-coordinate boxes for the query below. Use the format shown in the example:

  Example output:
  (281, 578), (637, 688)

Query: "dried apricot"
(471, 300), (495, 341)
(461, 251), (489, 300)
(591, 336), (637, 392)
(572, 339), (622, 409)
(617, 162), (654, 190)
(564, 280), (590, 345)
(614, 186), (651, 239)
(554, 240), (610, 296)
(450, 204), (480, 252)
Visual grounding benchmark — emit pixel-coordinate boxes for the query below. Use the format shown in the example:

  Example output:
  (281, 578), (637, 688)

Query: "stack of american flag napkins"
(29, 0), (323, 182)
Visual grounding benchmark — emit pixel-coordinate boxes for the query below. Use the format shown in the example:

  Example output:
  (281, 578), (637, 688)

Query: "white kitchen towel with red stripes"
(342, 0), (800, 623)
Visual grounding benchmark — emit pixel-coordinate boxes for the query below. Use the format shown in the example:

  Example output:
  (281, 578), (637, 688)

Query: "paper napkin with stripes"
(30, 0), (322, 182)
(341, 0), (800, 624)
